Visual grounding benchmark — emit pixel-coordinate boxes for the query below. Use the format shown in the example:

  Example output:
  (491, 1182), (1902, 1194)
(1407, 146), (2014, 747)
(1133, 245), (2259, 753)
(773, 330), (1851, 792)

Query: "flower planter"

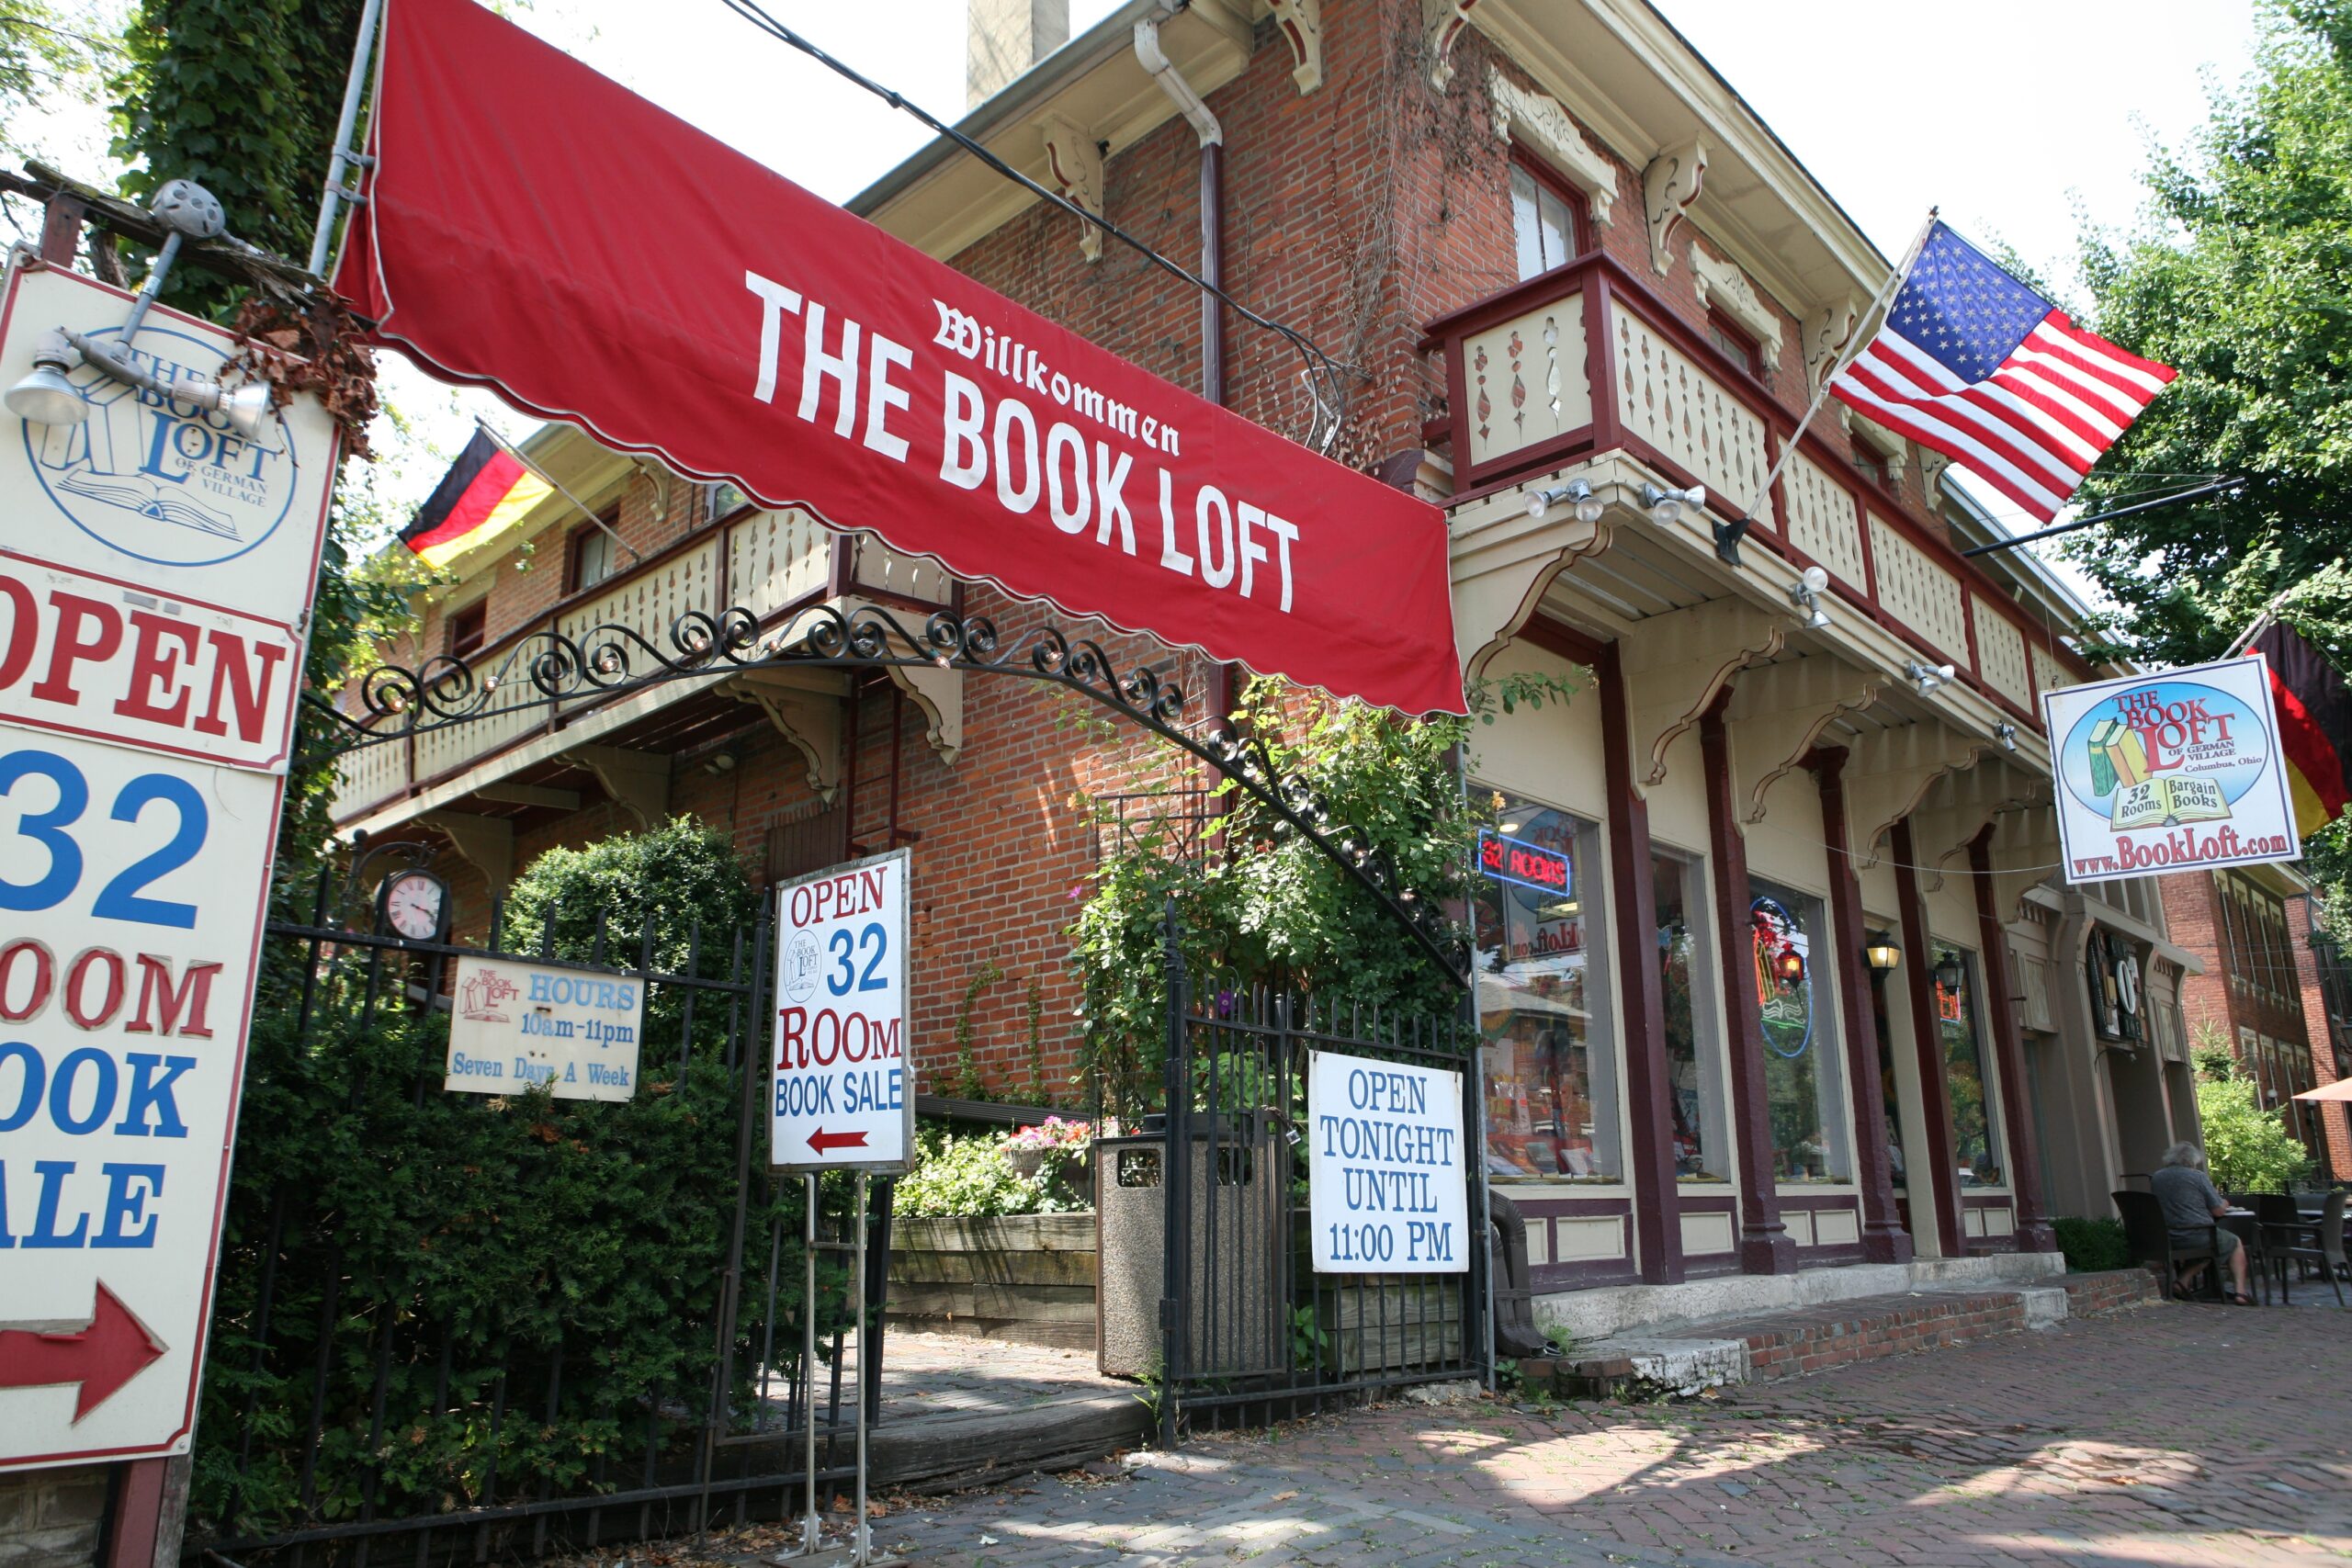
(886, 1212), (1098, 1350)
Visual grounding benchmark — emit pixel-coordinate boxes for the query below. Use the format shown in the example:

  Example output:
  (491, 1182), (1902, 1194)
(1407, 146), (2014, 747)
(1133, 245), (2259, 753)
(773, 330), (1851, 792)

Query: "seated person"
(2151, 1142), (2254, 1304)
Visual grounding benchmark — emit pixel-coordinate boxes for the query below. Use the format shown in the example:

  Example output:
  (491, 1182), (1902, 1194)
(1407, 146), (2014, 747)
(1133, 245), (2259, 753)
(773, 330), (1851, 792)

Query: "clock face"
(383, 873), (447, 940)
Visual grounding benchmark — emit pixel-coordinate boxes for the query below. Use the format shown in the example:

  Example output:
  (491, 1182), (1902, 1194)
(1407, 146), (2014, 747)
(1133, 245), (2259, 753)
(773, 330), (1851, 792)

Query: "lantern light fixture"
(1525, 479), (1606, 525)
(1864, 933), (1902, 972)
(1934, 950), (1966, 994)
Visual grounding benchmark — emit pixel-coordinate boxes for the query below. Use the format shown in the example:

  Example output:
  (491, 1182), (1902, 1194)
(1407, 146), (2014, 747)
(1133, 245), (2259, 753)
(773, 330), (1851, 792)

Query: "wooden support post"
(1970, 827), (2058, 1253)
(1892, 818), (1966, 1258)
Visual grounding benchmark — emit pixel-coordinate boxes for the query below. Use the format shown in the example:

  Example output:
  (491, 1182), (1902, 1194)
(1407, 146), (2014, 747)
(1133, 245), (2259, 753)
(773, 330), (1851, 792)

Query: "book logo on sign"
(2061, 679), (2268, 830)
(19, 321), (298, 569)
(458, 966), (521, 1023)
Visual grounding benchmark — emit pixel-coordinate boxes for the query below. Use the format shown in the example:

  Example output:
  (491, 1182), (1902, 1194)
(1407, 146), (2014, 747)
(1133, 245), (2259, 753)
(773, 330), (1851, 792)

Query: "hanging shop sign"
(770, 850), (911, 1174)
(2044, 655), (2301, 885)
(0, 265), (336, 1472)
(334, 0), (1463, 718)
(1306, 1050), (1468, 1274)
(442, 956), (645, 1100)
(2085, 929), (2143, 1044)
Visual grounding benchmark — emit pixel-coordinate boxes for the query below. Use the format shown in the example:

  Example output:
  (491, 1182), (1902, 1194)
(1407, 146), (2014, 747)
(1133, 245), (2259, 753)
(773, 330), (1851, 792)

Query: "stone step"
(1528, 1269), (2158, 1399)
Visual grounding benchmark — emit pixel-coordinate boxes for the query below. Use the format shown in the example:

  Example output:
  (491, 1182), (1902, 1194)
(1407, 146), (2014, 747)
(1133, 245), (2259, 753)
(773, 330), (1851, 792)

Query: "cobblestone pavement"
(828, 1297), (2352, 1568)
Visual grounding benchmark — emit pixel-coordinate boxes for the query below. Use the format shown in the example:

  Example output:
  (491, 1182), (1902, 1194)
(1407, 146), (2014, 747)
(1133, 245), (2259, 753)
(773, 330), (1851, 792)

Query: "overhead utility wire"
(716, 0), (1352, 448)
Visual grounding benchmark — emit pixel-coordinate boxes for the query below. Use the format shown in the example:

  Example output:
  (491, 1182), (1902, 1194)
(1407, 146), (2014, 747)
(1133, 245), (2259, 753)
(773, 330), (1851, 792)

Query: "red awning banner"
(336, 0), (1464, 716)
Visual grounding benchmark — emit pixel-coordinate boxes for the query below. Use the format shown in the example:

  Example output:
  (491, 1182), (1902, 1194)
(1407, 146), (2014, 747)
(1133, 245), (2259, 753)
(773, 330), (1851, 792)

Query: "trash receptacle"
(1095, 1115), (1283, 1381)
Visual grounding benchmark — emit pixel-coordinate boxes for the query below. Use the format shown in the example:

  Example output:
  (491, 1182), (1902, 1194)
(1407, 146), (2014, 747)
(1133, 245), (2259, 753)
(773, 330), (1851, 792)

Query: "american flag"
(1829, 222), (2174, 524)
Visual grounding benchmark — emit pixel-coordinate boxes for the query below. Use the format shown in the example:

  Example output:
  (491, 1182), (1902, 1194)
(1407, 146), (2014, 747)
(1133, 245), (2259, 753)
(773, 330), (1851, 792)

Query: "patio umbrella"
(2292, 1079), (2352, 1101)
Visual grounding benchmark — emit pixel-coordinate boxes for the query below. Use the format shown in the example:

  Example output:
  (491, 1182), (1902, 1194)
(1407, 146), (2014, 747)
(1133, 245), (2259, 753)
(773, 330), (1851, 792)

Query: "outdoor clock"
(379, 870), (449, 942)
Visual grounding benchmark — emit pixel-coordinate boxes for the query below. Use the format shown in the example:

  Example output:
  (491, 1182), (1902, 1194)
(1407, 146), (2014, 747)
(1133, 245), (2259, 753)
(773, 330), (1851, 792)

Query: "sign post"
(0, 259), (336, 1505)
(769, 850), (911, 1567)
(2043, 654), (2303, 885)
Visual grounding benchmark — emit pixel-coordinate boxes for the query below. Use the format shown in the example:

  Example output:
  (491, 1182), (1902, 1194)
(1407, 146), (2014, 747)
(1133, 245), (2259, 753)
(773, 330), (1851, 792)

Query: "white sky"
(20, 0), (2268, 581)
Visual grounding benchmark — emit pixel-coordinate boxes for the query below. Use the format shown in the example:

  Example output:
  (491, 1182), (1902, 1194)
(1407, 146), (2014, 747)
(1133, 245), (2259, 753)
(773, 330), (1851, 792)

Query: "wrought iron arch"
(311, 601), (1469, 986)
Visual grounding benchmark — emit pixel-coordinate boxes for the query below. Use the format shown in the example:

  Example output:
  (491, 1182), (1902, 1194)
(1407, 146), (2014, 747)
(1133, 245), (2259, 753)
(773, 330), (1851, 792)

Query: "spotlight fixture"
(1525, 479), (1606, 525)
(1995, 721), (2018, 751)
(4, 328), (90, 425)
(1905, 658), (1956, 696)
(11, 180), (275, 441)
(1863, 933), (1902, 972)
(1637, 480), (1705, 527)
(1787, 565), (1832, 630)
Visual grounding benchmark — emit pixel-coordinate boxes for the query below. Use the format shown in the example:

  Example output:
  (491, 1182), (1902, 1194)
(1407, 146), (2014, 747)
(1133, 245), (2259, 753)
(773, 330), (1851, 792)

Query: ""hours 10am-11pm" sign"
(770, 850), (911, 1175)
(442, 958), (645, 1101)
(1306, 1051), (1469, 1274)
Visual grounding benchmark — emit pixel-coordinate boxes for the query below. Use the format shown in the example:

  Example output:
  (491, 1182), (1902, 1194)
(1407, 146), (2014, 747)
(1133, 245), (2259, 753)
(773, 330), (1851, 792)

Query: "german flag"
(401, 428), (552, 569)
(2253, 621), (2352, 836)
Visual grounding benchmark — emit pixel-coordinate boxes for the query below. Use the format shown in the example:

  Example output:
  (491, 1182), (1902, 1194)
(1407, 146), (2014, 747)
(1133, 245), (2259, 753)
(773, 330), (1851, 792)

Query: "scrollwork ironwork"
(314, 603), (1466, 984)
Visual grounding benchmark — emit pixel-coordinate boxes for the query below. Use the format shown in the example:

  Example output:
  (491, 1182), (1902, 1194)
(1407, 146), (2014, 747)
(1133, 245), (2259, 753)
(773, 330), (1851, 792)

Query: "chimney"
(967, 0), (1069, 107)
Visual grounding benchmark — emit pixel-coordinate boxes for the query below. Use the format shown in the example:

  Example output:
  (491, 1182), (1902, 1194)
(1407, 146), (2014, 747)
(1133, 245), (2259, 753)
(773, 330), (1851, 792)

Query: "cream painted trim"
(1488, 65), (1616, 225)
(1690, 243), (1781, 371)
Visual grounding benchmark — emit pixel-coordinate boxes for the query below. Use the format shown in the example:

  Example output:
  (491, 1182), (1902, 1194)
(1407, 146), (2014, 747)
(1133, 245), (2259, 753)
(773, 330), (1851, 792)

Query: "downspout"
(1136, 4), (1235, 723)
(1134, 6), (1225, 406)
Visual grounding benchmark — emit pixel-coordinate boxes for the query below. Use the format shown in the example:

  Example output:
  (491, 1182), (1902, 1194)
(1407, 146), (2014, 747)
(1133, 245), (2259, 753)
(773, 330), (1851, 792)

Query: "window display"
(1934, 948), (2004, 1188)
(1747, 881), (1851, 1183)
(1655, 851), (1726, 1180)
(1475, 791), (1620, 1182)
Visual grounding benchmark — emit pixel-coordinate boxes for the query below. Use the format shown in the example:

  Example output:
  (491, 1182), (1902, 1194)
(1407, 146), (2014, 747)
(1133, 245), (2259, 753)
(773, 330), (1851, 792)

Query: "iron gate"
(191, 863), (879, 1566)
(1153, 934), (1488, 1439)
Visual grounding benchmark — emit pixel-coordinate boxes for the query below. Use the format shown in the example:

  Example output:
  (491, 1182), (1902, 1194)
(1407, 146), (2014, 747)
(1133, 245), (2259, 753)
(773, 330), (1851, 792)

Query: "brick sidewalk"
(806, 1296), (2350, 1567)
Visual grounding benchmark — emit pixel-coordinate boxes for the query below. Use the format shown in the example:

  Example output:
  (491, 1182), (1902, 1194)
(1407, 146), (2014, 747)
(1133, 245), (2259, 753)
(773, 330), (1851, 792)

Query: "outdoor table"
(2218, 1210), (2268, 1303)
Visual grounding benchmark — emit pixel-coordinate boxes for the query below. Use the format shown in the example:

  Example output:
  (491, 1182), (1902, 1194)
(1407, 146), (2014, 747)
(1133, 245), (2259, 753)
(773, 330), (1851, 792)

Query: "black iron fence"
(190, 871), (876, 1566)
(1150, 954), (1487, 1438)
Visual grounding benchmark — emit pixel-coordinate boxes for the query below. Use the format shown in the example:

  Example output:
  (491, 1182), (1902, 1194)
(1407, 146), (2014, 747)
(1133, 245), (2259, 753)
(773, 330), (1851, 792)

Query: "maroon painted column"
(1891, 818), (1967, 1258)
(1970, 828), (2058, 1252)
(1597, 639), (1684, 1284)
(1701, 698), (1794, 1275)
(1809, 749), (1913, 1264)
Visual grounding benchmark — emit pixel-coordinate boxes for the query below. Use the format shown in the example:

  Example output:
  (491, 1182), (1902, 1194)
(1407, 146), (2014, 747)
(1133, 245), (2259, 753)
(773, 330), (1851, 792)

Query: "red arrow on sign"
(807, 1127), (869, 1155)
(0, 1282), (168, 1421)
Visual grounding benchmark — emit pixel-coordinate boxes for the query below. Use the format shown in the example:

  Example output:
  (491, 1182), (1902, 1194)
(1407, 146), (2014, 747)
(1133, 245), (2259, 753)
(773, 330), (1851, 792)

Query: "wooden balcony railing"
(332, 508), (956, 821)
(1425, 250), (2089, 727)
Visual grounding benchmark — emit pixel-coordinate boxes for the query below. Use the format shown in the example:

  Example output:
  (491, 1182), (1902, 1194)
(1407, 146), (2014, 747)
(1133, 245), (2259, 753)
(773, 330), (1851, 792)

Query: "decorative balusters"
(1460, 296), (1589, 469)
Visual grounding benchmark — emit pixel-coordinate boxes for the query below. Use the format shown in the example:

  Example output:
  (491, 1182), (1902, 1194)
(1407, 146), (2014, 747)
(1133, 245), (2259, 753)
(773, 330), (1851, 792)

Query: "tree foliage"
(2194, 1051), (2315, 1193)
(2073, 1), (2352, 671)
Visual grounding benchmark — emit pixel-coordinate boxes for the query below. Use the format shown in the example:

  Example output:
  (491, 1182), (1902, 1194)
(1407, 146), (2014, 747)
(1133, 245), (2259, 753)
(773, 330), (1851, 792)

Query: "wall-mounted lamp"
(1787, 565), (1832, 630)
(1934, 949), (1966, 993)
(1864, 933), (1903, 972)
(1995, 721), (2018, 751)
(1905, 658), (1956, 697)
(1525, 479), (1605, 525)
(1637, 480), (1705, 527)
(6, 180), (273, 440)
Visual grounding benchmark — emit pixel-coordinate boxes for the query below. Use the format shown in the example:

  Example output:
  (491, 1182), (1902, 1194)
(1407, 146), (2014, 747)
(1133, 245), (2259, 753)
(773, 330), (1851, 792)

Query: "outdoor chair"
(2261, 1190), (2349, 1308)
(2114, 1190), (2222, 1302)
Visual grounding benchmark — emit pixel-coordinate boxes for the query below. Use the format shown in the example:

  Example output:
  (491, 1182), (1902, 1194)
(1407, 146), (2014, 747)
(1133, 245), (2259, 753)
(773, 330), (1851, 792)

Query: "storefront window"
(1656, 852), (1727, 1181)
(1935, 949), (2004, 1188)
(1747, 881), (1850, 1182)
(1474, 792), (1620, 1182)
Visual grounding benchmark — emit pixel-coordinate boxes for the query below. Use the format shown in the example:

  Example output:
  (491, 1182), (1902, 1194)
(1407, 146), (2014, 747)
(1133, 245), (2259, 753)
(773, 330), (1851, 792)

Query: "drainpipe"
(1136, 3), (1234, 722)
(1134, 6), (1225, 407)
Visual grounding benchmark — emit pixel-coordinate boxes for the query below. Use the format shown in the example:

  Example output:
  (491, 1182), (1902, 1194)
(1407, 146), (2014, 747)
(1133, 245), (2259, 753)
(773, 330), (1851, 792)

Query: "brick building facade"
(337, 0), (2211, 1310)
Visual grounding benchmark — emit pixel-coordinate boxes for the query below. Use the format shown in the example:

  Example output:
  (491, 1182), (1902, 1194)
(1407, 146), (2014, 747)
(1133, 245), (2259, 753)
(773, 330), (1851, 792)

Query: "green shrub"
(194, 821), (835, 1540)
(2196, 1071), (2315, 1192)
(2053, 1215), (2133, 1272)
(893, 1123), (1091, 1217)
